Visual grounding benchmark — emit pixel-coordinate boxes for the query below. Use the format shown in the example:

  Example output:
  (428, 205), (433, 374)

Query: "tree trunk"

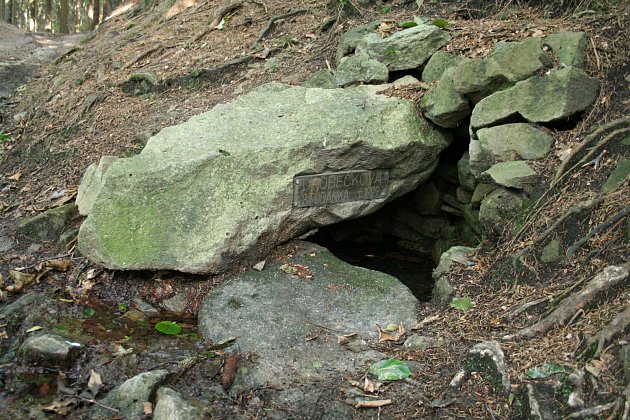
(44, 0), (52, 31)
(92, 0), (99, 29)
(59, 0), (69, 33)
(29, 0), (37, 31)
(6, 0), (14, 24)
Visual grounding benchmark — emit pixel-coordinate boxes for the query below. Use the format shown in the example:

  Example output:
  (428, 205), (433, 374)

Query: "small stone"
(466, 341), (510, 395)
(457, 152), (478, 191)
(17, 204), (78, 242)
(479, 188), (524, 238)
(19, 333), (82, 367)
(162, 293), (189, 315)
(93, 370), (170, 419)
(154, 387), (203, 420)
(253, 261), (266, 271)
(567, 392), (584, 408)
(601, 159), (630, 193)
(541, 238), (563, 263)
(403, 334), (436, 350)
(133, 296), (160, 316)
(481, 161), (537, 191)
(456, 187), (473, 204)
(421, 51), (469, 84)
(545, 32), (588, 69)
(123, 309), (147, 322)
(471, 183), (495, 206)
(134, 131), (152, 146)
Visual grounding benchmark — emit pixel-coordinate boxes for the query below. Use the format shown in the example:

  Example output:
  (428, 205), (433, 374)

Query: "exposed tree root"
(191, 0), (247, 43)
(576, 304), (630, 360)
(123, 45), (163, 69)
(251, 8), (309, 48)
(510, 196), (607, 263)
(503, 264), (629, 340)
(566, 401), (616, 419)
(566, 205), (630, 257)
(552, 117), (630, 185)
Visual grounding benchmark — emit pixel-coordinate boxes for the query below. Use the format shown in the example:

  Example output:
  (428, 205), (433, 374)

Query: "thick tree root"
(191, 0), (247, 43)
(567, 205), (630, 257)
(503, 264), (629, 340)
(575, 304), (630, 360)
(251, 8), (309, 48)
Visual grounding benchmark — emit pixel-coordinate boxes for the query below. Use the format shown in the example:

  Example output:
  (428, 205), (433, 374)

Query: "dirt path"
(0, 22), (83, 100)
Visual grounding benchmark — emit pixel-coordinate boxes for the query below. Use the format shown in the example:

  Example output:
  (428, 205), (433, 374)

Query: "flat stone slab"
(198, 241), (418, 391)
(78, 83), (450, 274)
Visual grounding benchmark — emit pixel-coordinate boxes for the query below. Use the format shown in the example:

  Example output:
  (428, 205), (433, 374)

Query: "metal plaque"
(293, 170), (390, 208)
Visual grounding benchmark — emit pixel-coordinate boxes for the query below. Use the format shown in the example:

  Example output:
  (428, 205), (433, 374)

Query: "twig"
(566, 401), (615, 418)
(552, 118), (630, 185)
(506, 296), (550, 320)
(590, 36), (601, 72)
(123, 45), (162, 69)
(76, 395), (120, 413)
(566, 205), (630, 257)
(355, 399), (392, 408)
(576, 304), (630, 360)
(503, 264), (629, 340)
(191, 0), (246, 43)
(582, 149), (606, 169)
(251, 9), (309, 48)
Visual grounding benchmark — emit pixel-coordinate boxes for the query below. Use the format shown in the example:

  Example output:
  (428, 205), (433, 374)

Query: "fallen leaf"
(8, 172), (22, 181)
(253, 48), (270, 59)
(9, 270), (37, 285)
(411, 314), (440, 329)
(0, 272), (4, 287)
(87, 370), (103, 396)
(26, 325), (43, 333)
(42, 399), (76, 415)
(368, 359), (411, 381)
(363, 377), (382, 393)
(279, 263), (298, 275)
(112, 344), (133, 357)
(337, 333), (357, 344)
(377, 322), (406, 343)
(45, 259), (72, 271)
(0, 330), (9, 339)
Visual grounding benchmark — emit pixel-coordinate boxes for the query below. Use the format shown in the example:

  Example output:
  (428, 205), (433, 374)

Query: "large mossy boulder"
(78, 83), (451, 274)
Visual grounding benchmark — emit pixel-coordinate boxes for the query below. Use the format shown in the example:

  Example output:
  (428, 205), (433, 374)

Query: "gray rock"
(303, 69), (337, 89)
(432, 277), (454, 308)
(456, 187), (473, 204)
(336, 21), (381, 65)
(457, 152), (478, 191)
(132, 296), (160, 316)
(58, 228), (79, 250)
(546, 32), (587, 69)
(161, 293), (189, 315)
(93, 370), (170, 419)
(433, 246), (476, 280)
(471, 67), (600, 132)
(601, 158), (630, 193)
(480, 161), (537, 190)
(17, 204), (77, 242)
(541, 238), (563, 263)
(77, 156), (119, 216)
(479, 188), (524, 238)
(19, 333), (82, 367)
(154, 387), (203, 420)
(359, 24), (451, 71)
(421, 67), (471, 128)
(470, 183), (495, 206)
(78, 83), (450, 274)
(412, 182), (443, 215)
(466, 341), (510, 395)
(470, 123), (555, 176)
(453, 37), (552, 102)
(335, 52), (389, 86)
(198, 242), (414, 391)
(0, 234), (14, 252)
(421, 51), (469, 83)
(403, 334), (437, 350)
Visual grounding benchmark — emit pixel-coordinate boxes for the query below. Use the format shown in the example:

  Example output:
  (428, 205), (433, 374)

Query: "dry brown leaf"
(87, 370), (103, 397)
(0, 330), (9, 339)
(45, 259), (72, 272)
(337, 333), (357, 344)
(377, 323), (406, 343)
(411, 315), (440, 330)
(8, 172), (22, 181)
(42, 399), (76, 415)
(363, 377), (382, 393)
(0, 273), (4, 287)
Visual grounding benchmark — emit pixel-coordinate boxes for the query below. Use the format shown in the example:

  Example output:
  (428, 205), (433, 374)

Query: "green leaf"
(450, 297), (474, 312)
(432, 18), (448, 29)
(26, 325), (43, 333)
(155, 321), (182, 335)
(384, 324), (399, 332)
(83, 307), (96, 318)
(312, 361), (323, 370)
(279, 264), (298, 275)
(117, 303), (128, 311)
(399, 21), (418, 29)
(525, 363), (567, 379)
(368, 359), (411, 381)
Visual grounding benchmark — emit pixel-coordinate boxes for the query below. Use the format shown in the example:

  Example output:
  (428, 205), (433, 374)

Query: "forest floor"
(0, 0), (628, 418)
